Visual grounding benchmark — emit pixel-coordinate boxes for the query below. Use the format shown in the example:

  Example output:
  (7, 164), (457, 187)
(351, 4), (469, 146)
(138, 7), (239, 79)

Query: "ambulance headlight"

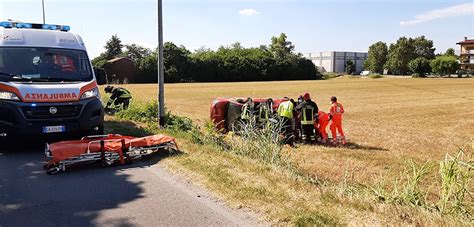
(0, 90), (20, 101)
(80, 88), (99, 100)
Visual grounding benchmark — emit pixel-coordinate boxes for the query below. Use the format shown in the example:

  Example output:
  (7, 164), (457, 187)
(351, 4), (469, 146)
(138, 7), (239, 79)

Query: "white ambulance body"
(0, 21), (104, 141)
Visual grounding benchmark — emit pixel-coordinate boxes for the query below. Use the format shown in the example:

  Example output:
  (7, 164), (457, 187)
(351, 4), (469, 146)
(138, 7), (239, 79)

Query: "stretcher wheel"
(101, 159), (115, 167)
(47, 166), (61, 175)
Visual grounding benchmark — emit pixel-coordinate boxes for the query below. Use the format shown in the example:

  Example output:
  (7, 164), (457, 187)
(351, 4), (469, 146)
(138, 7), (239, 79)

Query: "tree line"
(92, 33), (320, 83)
(363, 36), (459, 76)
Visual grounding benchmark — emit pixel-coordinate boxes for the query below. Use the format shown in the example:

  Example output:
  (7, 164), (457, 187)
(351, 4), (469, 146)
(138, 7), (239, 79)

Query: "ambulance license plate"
(43, 126), (65, 133)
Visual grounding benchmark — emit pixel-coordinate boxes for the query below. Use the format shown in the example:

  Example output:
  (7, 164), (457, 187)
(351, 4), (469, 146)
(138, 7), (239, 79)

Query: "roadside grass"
(106, 98), (473, 225)
(100, 78), (474, 224)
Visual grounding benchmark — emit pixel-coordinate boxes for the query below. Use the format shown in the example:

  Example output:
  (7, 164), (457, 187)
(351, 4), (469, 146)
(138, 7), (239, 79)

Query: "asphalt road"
(0, 144), (259, 226)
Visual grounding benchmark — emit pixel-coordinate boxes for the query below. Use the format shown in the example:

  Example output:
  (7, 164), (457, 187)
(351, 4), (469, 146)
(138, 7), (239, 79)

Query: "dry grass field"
(104, 77), (474, 224)
(116, 78), (473, 181)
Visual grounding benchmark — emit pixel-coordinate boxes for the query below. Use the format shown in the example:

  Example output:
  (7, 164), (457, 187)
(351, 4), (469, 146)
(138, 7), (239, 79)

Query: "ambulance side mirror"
(94, 68), (107, 85)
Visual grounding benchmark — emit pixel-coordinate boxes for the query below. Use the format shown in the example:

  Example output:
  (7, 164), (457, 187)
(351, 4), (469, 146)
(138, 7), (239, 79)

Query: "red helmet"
(303, 93), (310, 101)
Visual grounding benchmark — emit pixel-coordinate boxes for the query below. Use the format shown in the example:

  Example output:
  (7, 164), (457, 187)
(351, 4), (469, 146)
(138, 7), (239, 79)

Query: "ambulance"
(0, 21), (106, 141)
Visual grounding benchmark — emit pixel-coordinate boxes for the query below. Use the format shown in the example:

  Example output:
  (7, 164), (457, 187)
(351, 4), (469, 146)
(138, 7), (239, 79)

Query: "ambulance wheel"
(0, 137), (13, 151)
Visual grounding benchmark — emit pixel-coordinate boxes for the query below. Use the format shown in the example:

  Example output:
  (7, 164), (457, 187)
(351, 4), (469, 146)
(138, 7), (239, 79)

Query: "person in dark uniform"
(104, 86), (132, 113)
(294, 95), (304, 141)
(296, 93), (319, 144)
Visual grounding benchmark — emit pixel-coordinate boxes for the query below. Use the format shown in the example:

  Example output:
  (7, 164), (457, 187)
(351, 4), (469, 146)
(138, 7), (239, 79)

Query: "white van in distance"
(0, 21), (106, 141)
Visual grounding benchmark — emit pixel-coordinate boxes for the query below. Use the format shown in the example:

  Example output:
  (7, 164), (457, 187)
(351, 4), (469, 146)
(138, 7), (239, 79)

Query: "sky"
(1, 0), (473, 58)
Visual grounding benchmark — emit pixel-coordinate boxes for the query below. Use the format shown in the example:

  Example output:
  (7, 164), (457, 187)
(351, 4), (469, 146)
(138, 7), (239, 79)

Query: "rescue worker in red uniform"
(316, 110), (329, 143)
(53, 55), (76, 72)
(296, 93), (318, 144)
(328, 96), (346, 145)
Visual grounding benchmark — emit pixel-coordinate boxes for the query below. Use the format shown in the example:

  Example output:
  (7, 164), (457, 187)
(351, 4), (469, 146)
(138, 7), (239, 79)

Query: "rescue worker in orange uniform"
(316, 110), (329, 143)
(328, 96), (346, 145)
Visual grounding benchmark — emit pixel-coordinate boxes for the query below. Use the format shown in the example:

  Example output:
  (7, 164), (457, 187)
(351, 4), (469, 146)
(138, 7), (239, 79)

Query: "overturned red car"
(210, 97), (287, 133)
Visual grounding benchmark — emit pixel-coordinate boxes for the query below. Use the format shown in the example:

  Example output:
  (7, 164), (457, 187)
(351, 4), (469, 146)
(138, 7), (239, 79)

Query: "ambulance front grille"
(21, 105), (82, 119)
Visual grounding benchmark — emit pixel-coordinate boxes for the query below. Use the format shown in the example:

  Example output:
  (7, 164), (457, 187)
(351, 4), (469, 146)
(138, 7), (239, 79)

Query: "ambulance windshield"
(0, 47), (92, 82)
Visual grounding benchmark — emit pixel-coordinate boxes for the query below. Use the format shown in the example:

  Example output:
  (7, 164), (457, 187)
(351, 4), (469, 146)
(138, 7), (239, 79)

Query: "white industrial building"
(303, 51), (368, 74)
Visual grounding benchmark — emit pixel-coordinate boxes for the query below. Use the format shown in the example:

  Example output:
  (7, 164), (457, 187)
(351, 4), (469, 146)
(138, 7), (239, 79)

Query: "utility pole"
(157, 0), (165, 127)
(42, 0), (46, 24)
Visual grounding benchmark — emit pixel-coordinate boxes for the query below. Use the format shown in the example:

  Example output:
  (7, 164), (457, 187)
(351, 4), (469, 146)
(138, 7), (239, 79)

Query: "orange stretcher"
(44, 134), (179, 174)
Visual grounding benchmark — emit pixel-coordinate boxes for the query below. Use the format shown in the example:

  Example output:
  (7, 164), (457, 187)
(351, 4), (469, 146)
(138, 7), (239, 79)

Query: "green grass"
(368, 73), (384, 79)
(322, 72), (344, 79)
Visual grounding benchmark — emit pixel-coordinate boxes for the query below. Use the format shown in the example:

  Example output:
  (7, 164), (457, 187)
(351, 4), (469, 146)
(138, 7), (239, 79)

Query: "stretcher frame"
(44, 134), (178, 175)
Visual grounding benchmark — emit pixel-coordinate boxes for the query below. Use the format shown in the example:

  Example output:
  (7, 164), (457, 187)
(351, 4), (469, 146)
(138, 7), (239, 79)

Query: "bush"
(409, 57), (431, 77)
(116, 101), (194, 132)
(322, 73), (343, 80)
(368, 74), (383, 79)
(431, 55), (459, 76)
(345, 60), (356, 75)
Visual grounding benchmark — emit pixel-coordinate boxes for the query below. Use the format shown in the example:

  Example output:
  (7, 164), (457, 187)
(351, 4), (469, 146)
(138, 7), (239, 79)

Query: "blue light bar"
(0, 21), (70, 32)
(16, 23), (32, 29)
(0, 21), (13, 28)
(42, 24), (57, 30)
(60, 25), (70, 32)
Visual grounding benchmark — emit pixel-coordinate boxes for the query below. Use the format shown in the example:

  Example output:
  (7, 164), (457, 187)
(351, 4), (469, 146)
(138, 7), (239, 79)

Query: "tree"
(430, 55), (458, 76)
(103, 34), (123, 60)
(412, 36), (435, 60)
(163, 42), (192, 82)
(136, 52), (157, 83)
(445, 48), (456, 56)
(92, 54), (108, 69)
(123, 44), (152, 62)
(385, 37), (415, 75)
(364, 41), (388, 74)
(384, 36), (436, 75)
(408, 57), (431, 77)
(94, 33), (321, 83)
(345, 60), (356, 74)
(269, 33), (295, 60)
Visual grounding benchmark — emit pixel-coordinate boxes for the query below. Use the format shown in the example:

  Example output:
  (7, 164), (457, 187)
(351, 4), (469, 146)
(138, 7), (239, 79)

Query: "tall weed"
(370, 160), (431, 207)
(229, 116), (290, 168)
(438, 151), (473, 217)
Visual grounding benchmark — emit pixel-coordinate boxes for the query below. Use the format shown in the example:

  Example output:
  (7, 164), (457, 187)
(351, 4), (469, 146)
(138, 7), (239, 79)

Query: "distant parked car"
(360, 71), (370, 76)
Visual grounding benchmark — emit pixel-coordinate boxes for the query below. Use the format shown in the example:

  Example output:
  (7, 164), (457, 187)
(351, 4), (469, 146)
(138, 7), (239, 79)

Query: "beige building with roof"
(457, 37), (474, 71)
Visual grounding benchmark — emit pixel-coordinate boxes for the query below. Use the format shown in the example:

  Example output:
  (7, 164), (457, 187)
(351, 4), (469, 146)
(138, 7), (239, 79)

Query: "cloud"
(400, 2), (474, 26)
(238, 8), (260, 16)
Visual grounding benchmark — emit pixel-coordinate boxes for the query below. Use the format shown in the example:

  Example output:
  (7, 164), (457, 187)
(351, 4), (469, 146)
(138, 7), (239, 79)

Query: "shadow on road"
(0, 119), (178, 226)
